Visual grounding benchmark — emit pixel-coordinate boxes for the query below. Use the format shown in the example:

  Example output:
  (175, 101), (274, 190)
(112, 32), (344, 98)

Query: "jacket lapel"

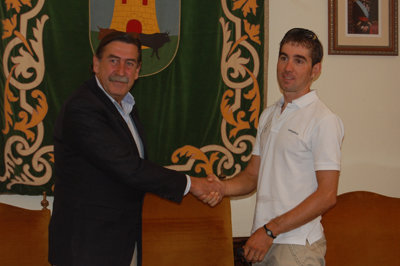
(88, 76), (146, 158)
(130, 106), (148, 159)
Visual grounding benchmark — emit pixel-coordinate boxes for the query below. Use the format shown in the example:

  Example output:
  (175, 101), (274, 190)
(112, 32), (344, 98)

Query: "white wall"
(268, 0), (400, 197)
(1, 0), (399, 238)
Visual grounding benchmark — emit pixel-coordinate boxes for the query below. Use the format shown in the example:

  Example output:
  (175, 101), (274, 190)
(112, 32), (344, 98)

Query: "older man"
(49, 31), (220, 266)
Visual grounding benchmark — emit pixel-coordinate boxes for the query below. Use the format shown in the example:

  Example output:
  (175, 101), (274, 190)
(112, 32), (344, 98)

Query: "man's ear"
(311, 62), (322, 80)
(93, 55), (99, 74)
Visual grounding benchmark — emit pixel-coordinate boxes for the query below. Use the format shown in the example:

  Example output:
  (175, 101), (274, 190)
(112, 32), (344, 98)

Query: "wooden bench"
(142, 193), (234, 266)
(322, 191), (400, 266)
(0, 193), (51, 266)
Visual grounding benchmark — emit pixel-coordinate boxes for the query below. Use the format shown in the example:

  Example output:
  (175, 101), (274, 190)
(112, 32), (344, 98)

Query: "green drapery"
(0, 0), (263, 195)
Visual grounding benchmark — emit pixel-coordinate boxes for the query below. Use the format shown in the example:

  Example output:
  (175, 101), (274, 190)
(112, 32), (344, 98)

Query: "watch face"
(263, 225), (276, 238)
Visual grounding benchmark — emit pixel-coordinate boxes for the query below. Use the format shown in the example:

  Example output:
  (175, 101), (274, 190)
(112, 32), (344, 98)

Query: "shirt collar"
(280, 90), (318, 109)
(95, 76), (135, 115)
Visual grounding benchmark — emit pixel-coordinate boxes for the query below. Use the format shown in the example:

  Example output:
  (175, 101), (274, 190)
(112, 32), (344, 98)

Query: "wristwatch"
(263, 224), (276, 239)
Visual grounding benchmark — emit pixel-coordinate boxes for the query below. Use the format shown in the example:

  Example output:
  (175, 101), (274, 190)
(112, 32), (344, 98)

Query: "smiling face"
(93, 40), (141, 104)
(277, 42), (321, 101)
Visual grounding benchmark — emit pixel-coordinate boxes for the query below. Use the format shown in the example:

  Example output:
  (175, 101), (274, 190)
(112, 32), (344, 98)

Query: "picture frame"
(329, 0), (398, 55)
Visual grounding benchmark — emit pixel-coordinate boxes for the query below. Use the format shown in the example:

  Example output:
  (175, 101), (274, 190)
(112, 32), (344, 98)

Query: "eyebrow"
(107, 54), (120, 59)
(107, 54), (138, 63)
(279, 52), (308, 62)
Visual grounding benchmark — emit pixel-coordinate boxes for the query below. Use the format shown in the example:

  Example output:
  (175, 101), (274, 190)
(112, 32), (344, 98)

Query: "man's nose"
(116, 62), (125, 75)
(284, 60), (294, 71)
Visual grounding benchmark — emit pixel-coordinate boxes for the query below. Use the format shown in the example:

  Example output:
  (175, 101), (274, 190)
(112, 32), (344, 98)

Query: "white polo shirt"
(252, 90), (344, 245)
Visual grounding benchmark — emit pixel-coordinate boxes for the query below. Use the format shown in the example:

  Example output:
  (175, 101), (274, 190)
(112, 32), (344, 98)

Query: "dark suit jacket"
(49, 76), (187, 266)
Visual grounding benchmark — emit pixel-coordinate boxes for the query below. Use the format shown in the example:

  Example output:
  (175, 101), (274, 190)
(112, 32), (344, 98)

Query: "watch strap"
(263, 224), (277, 239)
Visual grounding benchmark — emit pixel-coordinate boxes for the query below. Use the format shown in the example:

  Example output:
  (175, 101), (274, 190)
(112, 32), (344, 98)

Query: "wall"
(1, 0), (399, 238)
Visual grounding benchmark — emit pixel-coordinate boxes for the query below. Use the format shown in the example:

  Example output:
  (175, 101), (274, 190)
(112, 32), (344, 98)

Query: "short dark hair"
(279, 28), (323, 66)
(95, 30), (142, 63)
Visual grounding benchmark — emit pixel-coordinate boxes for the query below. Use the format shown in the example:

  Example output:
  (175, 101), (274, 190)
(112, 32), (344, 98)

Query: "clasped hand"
(189, 174), (225, 207)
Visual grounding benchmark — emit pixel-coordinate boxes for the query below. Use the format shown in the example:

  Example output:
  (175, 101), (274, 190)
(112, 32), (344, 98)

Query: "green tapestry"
(0, 0), (263, 195)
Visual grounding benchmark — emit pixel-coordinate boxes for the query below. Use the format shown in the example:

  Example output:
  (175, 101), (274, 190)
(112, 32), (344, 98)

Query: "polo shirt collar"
(280, 90), (318, 109)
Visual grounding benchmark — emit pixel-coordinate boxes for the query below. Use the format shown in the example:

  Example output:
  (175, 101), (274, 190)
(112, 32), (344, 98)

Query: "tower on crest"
(110, 0), (160, 34)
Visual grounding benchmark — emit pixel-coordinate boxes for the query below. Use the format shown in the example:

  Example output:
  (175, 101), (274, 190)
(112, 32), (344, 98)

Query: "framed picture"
(329, 0), (398, 55)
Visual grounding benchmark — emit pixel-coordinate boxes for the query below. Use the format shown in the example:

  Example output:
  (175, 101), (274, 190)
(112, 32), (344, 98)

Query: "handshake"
(189, 174), (226, 207)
